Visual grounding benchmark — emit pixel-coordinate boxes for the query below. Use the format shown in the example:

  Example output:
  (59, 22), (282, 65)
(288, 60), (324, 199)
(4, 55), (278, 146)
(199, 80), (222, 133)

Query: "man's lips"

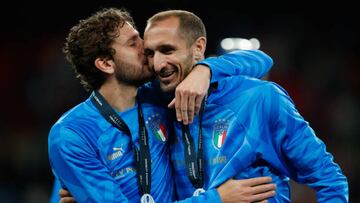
(159, 70), (175, 78)
(157, 69), (177, 85)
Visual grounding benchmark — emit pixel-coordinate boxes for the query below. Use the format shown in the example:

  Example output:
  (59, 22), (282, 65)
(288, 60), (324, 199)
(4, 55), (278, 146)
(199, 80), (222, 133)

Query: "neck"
(98, 78), (138, 112)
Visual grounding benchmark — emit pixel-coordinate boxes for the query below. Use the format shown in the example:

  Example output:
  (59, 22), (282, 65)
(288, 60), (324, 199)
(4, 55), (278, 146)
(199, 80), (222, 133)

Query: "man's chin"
(159, 83), (176, 93)
(134, 77), (153, 87)
(135, 73), (156, 86)
(127, 75), (153, 87)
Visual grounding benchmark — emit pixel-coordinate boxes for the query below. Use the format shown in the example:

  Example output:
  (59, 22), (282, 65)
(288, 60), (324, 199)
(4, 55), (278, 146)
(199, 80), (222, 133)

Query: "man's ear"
(94, 57), (115, 74)
(193, 36), (207, 61)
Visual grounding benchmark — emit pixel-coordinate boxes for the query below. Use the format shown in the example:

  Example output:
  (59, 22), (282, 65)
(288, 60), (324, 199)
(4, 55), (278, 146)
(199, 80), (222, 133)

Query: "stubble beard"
(160, 53), (194, 93)
(114, 60), (153, 87)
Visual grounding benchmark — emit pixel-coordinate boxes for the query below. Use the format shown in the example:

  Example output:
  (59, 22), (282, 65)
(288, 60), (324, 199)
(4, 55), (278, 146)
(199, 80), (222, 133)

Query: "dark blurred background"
(0, 0), (359, 202)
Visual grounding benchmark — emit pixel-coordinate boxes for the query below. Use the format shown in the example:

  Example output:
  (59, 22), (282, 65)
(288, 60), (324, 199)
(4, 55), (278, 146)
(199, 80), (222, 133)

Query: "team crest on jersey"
(146, 114), (167, 143)
(212, 119), (229, 149)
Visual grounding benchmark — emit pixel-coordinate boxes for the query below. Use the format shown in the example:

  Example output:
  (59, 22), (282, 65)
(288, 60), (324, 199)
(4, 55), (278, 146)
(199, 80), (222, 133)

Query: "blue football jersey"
(48, 49), (274, 203)
(171, 75), (348, 202)
(48, 92), (174, 202)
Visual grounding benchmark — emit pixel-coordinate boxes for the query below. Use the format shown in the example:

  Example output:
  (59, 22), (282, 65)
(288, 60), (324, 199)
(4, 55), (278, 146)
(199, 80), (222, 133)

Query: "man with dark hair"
(49, 7), (275, 203)
(143, 9), (349, 202)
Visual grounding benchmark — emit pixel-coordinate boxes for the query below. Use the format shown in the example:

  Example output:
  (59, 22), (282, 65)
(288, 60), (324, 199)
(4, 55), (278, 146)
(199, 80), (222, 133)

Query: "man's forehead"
(121, 22), (138, 34)
(145, 16), (179, 30)
(144, 24), (180, 44)
(144, 31), (179, 50)
(118, 22), (140, 41)
(145, 25), (178, 37)
(145, 17), (180, 35)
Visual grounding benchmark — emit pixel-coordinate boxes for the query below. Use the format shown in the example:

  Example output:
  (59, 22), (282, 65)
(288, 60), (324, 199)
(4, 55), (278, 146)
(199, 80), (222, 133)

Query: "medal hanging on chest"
(141, 193), (155, 203)
(181, 99), (206, 196)
(91, 91), (154, 201)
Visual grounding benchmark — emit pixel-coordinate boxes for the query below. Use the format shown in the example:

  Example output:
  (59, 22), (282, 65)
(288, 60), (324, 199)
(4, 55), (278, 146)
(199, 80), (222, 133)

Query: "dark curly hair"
(63, 8), (136, 91)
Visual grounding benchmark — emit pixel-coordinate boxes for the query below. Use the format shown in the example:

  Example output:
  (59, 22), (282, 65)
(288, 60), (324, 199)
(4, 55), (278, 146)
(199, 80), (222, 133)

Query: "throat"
(98, 82), (138, 112)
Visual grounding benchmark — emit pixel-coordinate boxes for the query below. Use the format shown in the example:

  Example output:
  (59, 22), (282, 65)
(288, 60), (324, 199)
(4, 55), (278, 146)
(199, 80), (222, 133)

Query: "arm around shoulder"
(196, 49), (273, 83)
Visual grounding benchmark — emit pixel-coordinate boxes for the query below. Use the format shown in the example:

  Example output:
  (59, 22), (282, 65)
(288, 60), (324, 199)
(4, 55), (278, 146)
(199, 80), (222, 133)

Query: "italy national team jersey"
(48, 49), (274, 202)
(48, 89), (174, 202)
(171, 75), (348, 202)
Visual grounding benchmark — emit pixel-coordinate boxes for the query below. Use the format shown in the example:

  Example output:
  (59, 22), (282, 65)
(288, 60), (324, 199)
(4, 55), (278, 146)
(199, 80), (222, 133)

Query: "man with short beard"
(49, 7), (275, 203)
(144, 9), (348, 202)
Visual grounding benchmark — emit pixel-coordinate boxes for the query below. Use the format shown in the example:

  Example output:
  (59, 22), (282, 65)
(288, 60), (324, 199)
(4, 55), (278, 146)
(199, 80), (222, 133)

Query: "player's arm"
(173, 177), (276, 203)
(48, 126), (129, 203)
(49, 177), (62, 203)
(266, 84), (348, 202)
(198, 49), (273, 83)
(170, 50), (273, 124)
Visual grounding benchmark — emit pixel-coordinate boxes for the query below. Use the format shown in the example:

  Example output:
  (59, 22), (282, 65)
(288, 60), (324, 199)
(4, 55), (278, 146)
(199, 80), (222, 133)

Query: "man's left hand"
(168, 64), (210, 124)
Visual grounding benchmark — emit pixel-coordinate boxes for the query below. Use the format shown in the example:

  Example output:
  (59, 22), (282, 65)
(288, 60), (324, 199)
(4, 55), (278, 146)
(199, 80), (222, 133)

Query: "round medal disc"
(141, 194), (155, 203)
(193, 188), (206, 196)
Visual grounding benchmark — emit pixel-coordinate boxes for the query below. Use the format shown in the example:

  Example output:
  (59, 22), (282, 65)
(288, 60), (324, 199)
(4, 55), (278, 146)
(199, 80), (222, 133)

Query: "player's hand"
(59, 188), (76, 203)
(168, 64), (210, 124)
(217, 177), (276, 203)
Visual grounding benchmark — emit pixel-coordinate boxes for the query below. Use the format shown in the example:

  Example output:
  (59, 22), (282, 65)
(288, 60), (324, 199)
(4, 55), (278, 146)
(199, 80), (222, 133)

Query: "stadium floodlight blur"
(220, 37), (260, 52)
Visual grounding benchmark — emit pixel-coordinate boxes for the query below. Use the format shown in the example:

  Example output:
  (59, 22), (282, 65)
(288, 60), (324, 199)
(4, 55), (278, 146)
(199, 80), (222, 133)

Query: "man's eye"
(161, 47), (174, 54)
(144, 50), (154, 57)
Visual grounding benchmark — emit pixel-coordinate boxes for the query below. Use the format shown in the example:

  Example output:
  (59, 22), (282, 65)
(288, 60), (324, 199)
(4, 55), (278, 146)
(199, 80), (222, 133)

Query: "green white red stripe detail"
(155, 123), (167, 142)
(215, 130), (226, 148)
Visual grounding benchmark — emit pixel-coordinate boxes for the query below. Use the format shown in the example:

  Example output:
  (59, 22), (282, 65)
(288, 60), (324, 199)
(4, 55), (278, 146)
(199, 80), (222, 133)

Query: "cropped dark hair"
(147, 10), (206, 46)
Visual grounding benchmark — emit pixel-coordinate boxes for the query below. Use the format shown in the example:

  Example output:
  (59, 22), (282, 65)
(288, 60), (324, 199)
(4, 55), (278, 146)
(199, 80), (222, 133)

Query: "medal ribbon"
(181, 99), (205, 190)
(91, 91), (151, 195)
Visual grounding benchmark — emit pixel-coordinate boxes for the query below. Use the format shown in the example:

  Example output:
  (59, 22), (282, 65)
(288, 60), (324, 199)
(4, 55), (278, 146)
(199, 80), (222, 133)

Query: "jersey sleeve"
(49, 177), (61, 203)
(173, 189), (221, 203)
(48, 126), (129, 203)
(266, 83), (349, 203)
(196, 50), (273, 83)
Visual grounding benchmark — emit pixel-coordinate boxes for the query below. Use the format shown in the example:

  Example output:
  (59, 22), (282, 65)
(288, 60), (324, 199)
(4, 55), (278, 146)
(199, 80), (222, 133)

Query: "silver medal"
(193, 188), (206, 196)
(141, 194), (155, 203)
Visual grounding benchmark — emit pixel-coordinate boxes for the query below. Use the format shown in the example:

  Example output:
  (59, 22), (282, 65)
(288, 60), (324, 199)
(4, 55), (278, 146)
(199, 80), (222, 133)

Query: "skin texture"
(144, 16), (208, 124)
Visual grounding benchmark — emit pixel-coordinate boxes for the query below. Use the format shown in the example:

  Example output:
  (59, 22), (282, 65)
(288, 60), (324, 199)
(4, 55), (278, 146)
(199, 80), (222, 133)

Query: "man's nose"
(153, 52), (167, 72)
(138, 39), (145, 53)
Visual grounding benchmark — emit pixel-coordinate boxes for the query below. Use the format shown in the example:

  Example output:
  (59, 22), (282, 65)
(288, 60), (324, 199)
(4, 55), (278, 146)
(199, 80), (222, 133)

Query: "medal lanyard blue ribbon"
(181, 99), (205, 193)
(181, 85), (215, 196)
(91, 91), (152, 196)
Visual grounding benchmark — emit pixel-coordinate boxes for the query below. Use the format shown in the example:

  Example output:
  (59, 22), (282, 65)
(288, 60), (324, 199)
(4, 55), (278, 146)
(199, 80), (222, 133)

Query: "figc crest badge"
(146, 114), (167, 143)
(212, 119), (229, 149)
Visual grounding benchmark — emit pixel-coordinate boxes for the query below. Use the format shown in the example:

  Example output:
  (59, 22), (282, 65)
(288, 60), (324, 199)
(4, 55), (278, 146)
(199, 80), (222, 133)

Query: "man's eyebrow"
(144, 43), (176, 53)
(158, 43), (175, 49)
(124, 34), (138, 44)
(154, 44), (176, 52)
